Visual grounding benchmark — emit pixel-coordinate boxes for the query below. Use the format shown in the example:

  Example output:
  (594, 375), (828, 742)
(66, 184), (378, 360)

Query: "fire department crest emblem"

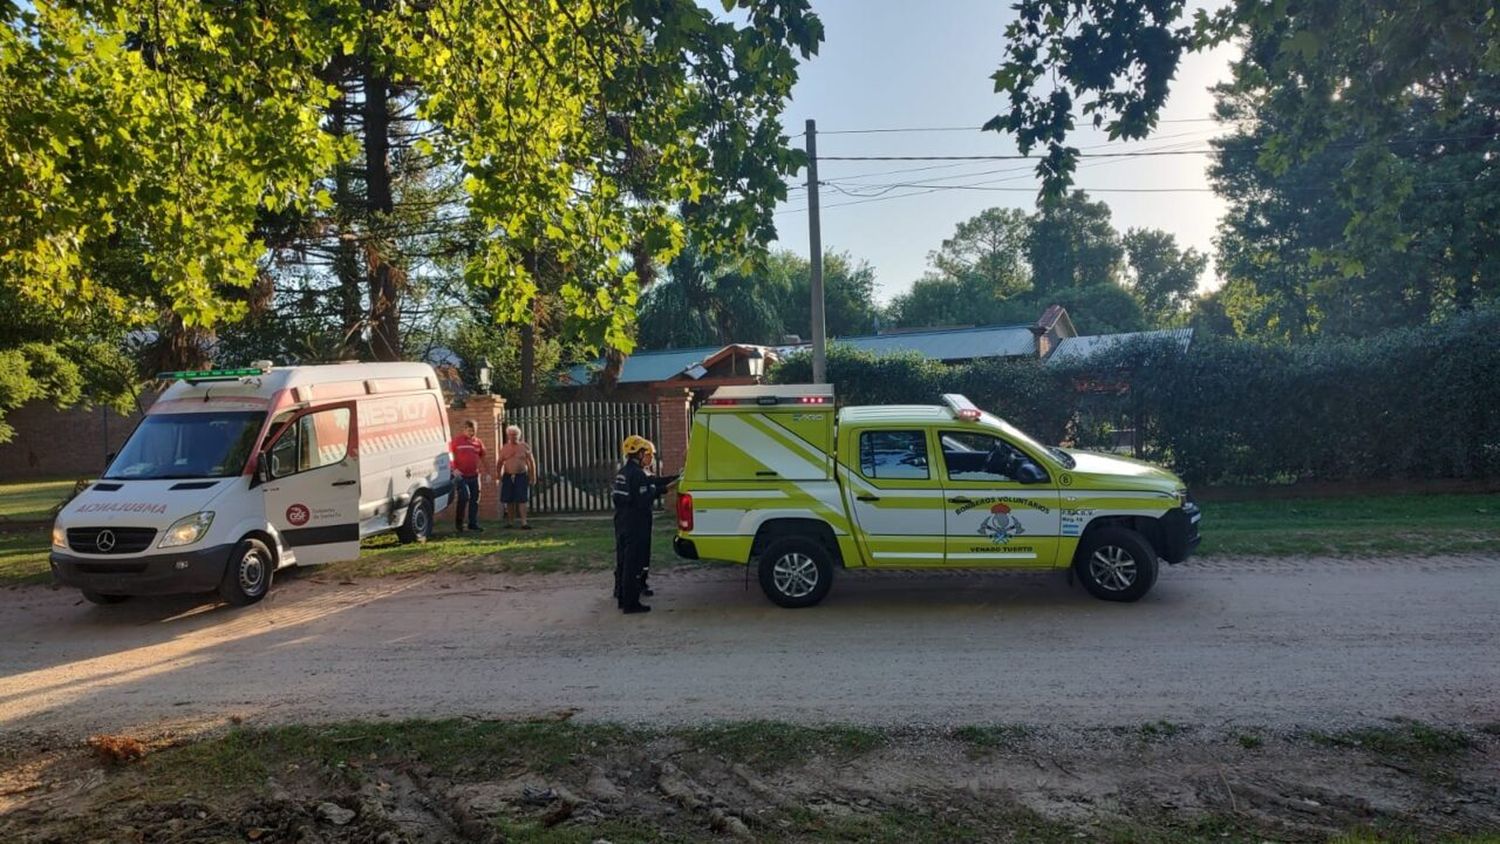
(977, 502), (1024, 544)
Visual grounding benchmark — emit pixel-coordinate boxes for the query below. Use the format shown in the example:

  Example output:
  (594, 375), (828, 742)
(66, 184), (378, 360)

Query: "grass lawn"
(1, 492), (1495, 589)
(1195, 492), (1500, 557)
(0, 478), (77, 523)
(325, 518), (680, 580)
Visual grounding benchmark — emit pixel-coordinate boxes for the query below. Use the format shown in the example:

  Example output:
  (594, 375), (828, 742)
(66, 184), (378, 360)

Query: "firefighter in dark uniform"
(612, 435), (676, 614)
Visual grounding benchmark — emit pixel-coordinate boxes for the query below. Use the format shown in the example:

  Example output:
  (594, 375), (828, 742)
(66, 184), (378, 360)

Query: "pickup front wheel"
(758, 537), (834, 608)
(1075, 527), (1159, 602)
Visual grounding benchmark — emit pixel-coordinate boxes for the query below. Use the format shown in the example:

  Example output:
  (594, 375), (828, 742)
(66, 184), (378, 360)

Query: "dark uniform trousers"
(611, 460), (675, 608)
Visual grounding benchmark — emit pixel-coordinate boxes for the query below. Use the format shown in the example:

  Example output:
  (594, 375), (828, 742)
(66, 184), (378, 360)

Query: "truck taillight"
(676, 493), (694, 532)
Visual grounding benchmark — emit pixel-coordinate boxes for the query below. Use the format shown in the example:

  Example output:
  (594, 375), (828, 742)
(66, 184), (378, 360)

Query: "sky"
(766, 0), (1241, 304)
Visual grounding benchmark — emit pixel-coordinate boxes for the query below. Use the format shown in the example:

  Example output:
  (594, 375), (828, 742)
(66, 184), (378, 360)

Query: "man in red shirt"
(449, 419), (488, 533)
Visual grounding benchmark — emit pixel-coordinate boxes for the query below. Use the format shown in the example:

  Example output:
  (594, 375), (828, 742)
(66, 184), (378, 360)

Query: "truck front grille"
(67, 527), (157, 554)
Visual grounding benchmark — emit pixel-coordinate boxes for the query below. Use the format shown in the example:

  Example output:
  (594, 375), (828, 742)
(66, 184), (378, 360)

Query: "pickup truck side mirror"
(104, 451), (116, 469)
(1016, 462), (1047, 484)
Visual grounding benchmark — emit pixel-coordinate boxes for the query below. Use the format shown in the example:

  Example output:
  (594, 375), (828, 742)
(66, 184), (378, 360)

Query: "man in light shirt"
(498, 425), (537, 529)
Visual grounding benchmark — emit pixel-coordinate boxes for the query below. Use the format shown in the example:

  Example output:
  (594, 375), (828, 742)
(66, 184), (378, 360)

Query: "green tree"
(772, 250), (881, 339)
(1026, 192), (1124, 294)
(928, 207), (1032, 299)
(637, 245), (790, 349)
(2, 1), (821, 377)
(1123, 228), (1207, 326)
(984, 0), (1500, 336)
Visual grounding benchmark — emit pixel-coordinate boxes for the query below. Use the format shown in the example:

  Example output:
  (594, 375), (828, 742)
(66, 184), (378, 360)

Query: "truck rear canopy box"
(674, 385), (1200, 607)
(50, 362), (454, 606)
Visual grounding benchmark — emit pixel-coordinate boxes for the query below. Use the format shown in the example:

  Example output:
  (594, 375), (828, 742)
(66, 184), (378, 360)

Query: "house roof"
(820, 323), (1038, 361)
(564, 345), (722, 385)
(1046, 328), (1194, 365)
(565, 343), (777, 386)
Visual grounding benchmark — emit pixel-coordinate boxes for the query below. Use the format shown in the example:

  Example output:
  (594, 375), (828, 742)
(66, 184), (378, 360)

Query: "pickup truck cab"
(672, 385), (1200, 607)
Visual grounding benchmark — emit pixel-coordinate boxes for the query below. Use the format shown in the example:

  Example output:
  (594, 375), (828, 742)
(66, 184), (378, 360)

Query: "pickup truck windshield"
(104, 411), (266, 480)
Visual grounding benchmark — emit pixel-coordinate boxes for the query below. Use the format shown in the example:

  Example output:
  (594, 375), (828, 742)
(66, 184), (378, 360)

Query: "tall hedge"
(769, 309), (1500, 485)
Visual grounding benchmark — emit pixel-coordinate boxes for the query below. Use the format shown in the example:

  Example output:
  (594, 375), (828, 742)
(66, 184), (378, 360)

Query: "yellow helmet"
(621, 434), (655, 458)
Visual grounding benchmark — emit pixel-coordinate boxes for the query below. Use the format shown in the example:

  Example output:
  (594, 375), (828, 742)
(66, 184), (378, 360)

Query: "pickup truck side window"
(941, 431), (1045, 483)
(859, 430), (930, 480)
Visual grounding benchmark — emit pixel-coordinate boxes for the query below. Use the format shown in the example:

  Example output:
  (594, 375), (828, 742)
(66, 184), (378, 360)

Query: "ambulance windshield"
(104, 411), (266, 480)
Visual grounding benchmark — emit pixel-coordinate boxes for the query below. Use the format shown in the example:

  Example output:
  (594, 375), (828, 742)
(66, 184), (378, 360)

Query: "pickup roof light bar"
(941, 393), (982, 421)
(706, 395), (830, 407)
(156, 367), (266, 383)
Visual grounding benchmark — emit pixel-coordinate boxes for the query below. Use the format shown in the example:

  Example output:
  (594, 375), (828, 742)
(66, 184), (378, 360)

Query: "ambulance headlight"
(158, 512), (215, 548)
(52, 525), (67, 550)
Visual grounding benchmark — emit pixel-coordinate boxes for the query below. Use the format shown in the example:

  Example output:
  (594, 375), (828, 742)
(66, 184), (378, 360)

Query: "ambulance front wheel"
(396, 494), (433, 544)
(219, 537), (274, 607)
(1074, 527), (1158, 602)
(758, 537), (834, 608)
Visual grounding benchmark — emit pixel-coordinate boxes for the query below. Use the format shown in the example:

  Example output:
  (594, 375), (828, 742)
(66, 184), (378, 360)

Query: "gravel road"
(2, 556), (1496, 736)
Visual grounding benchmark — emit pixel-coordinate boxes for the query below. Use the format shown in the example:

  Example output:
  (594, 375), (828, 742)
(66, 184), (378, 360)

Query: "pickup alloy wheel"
(758, 536), (834, 608)
(1075, 526), (1159, 602)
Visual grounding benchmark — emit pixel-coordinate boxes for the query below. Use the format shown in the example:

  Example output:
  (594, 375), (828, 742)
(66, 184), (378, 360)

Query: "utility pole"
(805, 118), (827, 384)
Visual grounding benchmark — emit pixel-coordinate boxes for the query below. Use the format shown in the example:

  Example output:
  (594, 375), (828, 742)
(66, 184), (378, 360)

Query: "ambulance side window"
(858, 430), (929, 480)
(268, 408), (350, 478)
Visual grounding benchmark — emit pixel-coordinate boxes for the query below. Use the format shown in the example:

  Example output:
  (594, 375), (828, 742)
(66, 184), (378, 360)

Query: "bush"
(769, 308), (1500, 486)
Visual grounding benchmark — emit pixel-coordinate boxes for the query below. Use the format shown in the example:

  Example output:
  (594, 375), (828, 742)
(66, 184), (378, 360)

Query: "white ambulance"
(50, 362), (454, 606)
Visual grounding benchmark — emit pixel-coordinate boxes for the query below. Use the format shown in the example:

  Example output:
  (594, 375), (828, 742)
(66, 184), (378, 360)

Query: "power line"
(813, 117), (1225, 135)
(817, 134), (1498, 163)
(814, 130), (1220, 187)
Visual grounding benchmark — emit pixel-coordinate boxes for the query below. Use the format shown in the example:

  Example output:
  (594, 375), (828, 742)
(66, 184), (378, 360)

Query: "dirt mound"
(2, 722), (1497, 842)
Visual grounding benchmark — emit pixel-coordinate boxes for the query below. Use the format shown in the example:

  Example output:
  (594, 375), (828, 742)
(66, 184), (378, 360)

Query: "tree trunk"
(362, 43), (401, 361)
(598, 238), (658, 390)
(519, 319), (537, 406)
(330, 85), (363, 360)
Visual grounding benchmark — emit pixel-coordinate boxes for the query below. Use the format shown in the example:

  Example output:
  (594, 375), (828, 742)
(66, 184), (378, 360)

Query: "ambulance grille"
(67, 527), (157, 555)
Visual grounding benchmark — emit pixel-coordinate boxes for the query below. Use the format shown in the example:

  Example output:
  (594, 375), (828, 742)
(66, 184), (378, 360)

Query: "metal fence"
(507, 401), (660, 513)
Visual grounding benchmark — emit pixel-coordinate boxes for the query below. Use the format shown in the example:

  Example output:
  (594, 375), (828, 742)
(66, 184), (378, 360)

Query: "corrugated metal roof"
(1046, 328), (1194, 365)
(836, 324), (1038, 361)
(564, 345), (722, 385)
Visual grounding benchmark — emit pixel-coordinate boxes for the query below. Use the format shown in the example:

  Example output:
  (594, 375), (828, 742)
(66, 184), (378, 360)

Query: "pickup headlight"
(52, 525), (66, 550)
(158, 511), (215, 548)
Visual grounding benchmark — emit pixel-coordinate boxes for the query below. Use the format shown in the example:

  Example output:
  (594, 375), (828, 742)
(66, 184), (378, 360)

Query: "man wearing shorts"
(498, 425), (537, 529)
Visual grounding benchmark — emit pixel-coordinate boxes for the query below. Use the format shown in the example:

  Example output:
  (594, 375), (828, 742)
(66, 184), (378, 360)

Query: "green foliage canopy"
(1, 0), (821, 357)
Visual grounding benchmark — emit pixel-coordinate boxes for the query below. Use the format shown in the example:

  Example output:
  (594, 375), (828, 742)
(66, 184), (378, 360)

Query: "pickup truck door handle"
(755, 471), (778, 477)
(331, 479), (357, 487)
(949, 496), (973, 504)
(856, 494), (880, 502)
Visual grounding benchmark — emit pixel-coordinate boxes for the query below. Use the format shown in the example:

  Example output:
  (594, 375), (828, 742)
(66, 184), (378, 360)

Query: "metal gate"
(507, 401), (660, 513)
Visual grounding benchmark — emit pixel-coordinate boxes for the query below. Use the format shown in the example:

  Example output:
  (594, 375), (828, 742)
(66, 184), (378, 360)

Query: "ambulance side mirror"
(251, 454), (270, 488)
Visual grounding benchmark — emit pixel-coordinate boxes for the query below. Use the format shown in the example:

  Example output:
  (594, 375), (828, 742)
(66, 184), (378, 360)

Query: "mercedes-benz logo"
(95, 529), (116, 552)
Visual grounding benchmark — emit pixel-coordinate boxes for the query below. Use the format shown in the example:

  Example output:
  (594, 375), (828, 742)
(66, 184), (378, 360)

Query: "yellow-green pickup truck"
(672, 385), (1200, 607)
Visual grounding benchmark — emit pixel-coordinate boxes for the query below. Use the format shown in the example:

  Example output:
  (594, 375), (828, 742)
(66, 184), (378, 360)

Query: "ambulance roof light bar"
(941, 393), (983, 422)
(156, 367), (266, 384)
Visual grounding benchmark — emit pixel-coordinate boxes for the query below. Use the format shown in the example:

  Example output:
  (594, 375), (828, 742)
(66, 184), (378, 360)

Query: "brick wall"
(655, 389), (693, 477)
(0, 400), (149, 481)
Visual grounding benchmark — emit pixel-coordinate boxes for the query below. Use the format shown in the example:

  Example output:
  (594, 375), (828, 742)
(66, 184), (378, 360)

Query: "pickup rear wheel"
(758, 537), (834, 608)
(1075, 527), (1159, 602)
